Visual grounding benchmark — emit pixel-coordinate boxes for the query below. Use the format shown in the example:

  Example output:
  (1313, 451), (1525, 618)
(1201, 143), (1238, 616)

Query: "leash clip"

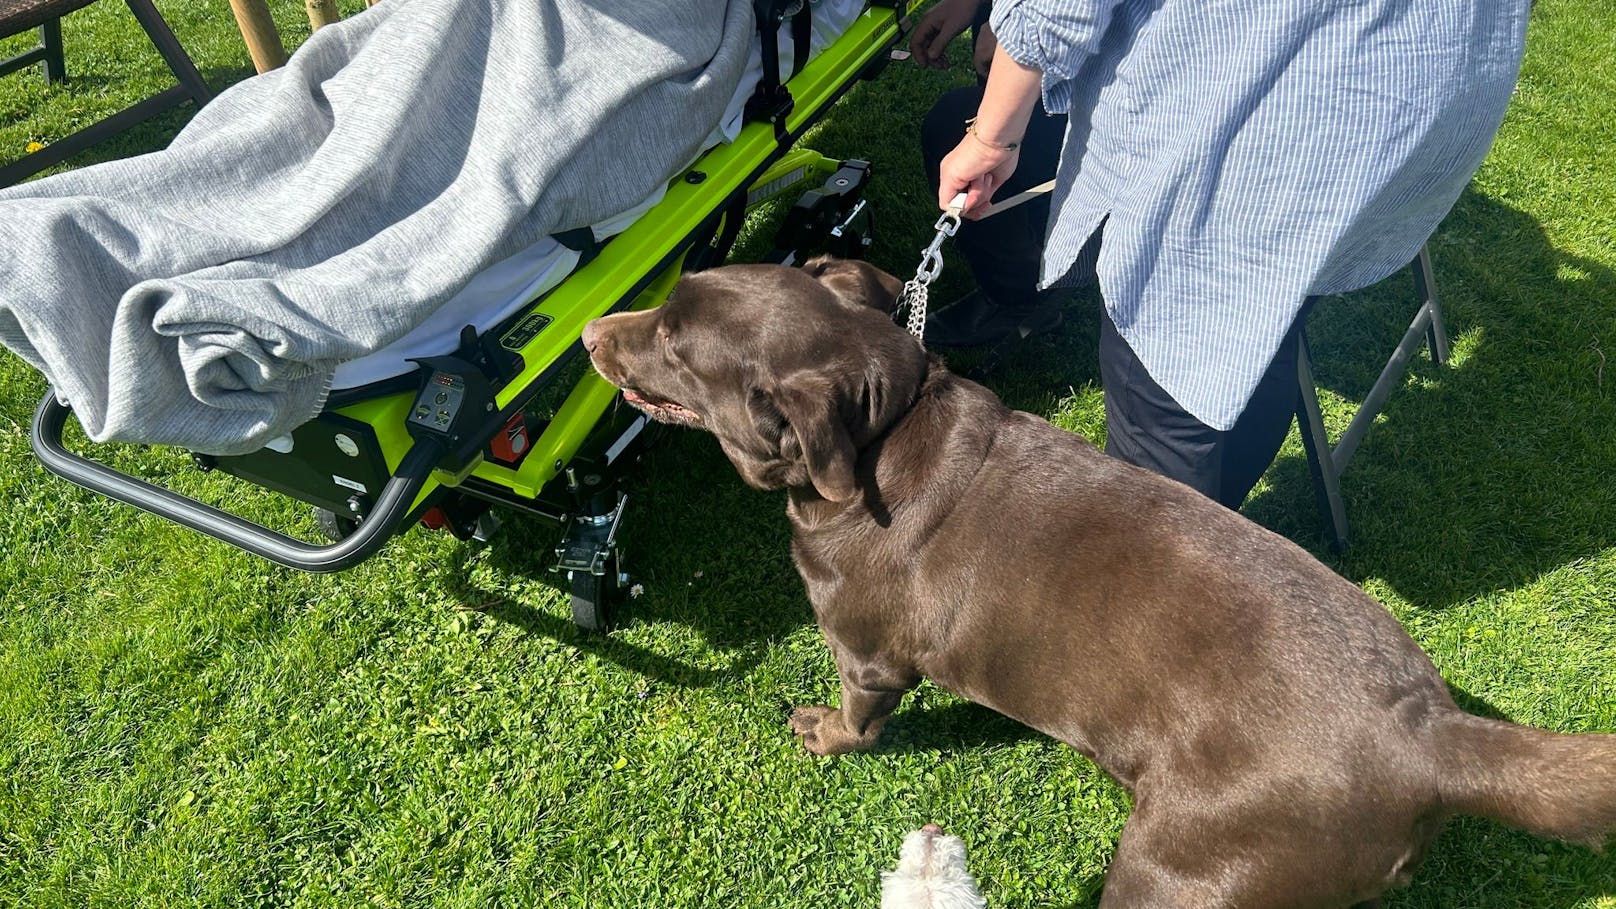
(894, 193), (969, 341)
(915, 206), (962, 283)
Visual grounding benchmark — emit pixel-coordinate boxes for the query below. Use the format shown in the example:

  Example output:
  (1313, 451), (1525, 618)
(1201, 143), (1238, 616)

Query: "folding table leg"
(1411, 246), (1449, 367)
(40, 18), (66, 83)
(1296, 333), (1351, 550)
(124, 0), (212, 104)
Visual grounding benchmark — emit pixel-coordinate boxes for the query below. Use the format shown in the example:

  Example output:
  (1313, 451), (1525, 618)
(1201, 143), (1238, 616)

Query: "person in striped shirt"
(935, 0), (1529, 510)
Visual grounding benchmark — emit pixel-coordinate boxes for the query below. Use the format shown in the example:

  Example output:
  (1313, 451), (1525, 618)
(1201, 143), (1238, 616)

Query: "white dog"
(880, 824), (987, 909)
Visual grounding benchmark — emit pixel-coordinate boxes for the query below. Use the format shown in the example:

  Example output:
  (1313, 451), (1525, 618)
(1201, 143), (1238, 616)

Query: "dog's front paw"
(789, 705), (877, 756)
(789, 705), (842, 756)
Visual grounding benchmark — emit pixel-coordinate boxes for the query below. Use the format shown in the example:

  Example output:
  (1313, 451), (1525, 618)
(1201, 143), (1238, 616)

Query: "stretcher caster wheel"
(568, 550), (624, 634)
(556, 492), (630, 633)
(313, 507), (359, 542)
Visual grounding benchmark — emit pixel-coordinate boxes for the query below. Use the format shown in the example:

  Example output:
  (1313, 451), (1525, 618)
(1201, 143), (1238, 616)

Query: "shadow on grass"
(454, 592), (746, 689)
(1444, 682), (1515, 723)
(1243, 188), (1616, 609)
(880, 700), (1046, 753)
(434, 426), (812, 686)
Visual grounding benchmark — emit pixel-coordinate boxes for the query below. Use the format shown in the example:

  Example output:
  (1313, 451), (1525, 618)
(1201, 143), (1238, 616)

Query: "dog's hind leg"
(1095, 796), (1310, 909)
(1099, 798), (1392, 909)
(790, 644), (918, 756)
(1095, 805), (1239, 909)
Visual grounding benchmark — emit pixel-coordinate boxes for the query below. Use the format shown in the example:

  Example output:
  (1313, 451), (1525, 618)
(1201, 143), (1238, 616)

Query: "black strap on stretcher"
(551, 2), (813, 262)
(792, 2), (813, 71)
(745, 0), (913, 141)
(745, 0), (815, 142)
(550, 225), (602, 267)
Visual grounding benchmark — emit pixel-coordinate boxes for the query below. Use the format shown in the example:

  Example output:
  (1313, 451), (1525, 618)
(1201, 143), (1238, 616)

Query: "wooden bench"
(0, 0), (211, 187)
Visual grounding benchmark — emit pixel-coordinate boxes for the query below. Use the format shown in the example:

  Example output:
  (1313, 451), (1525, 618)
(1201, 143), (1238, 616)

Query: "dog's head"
(582, 256), (927, 502)
(881, 825), (986, 909)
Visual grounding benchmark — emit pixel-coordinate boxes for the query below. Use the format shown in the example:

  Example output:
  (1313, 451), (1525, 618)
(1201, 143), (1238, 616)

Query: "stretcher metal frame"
(31, 0), (909, 629)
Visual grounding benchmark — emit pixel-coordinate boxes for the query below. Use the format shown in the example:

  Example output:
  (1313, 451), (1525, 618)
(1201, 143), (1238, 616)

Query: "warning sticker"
(500, 312), (553, 351)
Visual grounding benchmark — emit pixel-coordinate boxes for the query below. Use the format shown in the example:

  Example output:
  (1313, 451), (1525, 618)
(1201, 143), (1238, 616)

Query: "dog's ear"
(801, 256), (904, 314)
(768, 373), (857, 502)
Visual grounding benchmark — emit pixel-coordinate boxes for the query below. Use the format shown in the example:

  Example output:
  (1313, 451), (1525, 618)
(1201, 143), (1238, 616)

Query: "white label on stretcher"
(746, 167), (806, 207)
(605, 416), (648, 466)
(332, 475), (368, 494)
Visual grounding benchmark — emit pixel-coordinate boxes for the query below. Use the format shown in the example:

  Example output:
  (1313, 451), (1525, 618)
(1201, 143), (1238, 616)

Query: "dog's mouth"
(622, 387), (702, 426)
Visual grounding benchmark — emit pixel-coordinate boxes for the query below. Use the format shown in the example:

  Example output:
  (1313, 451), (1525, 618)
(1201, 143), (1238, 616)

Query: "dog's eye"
(654, 323), (686, 369)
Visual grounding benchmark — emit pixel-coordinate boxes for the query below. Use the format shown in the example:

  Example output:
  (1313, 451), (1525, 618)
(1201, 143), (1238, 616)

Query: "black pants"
(920, 85), (1067, 305)
(1100, 306), (1309, 510)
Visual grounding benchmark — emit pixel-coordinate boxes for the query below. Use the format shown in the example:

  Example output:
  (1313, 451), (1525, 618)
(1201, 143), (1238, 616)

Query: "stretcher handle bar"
(31, 394), (444, 574)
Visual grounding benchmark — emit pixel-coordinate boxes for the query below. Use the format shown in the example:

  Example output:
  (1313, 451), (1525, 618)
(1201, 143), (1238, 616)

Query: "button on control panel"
(409, 371), (468, 434)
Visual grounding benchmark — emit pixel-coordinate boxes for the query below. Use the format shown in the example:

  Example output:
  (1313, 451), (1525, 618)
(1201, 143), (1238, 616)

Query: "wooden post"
(307, 0), (341, 30)
(227, 0), (287, 73)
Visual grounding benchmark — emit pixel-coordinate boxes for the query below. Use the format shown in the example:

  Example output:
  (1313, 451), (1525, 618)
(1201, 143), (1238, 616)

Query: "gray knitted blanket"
(0, 0), (752, 454)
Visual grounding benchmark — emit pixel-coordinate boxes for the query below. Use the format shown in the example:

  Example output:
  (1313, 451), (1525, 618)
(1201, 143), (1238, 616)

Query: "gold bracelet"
(964, 117), (1021, 152)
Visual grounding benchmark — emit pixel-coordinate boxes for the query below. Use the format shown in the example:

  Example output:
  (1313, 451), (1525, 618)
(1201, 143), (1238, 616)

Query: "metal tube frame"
(1296, 246), (1448, 550)
(32, 396), (445, 573)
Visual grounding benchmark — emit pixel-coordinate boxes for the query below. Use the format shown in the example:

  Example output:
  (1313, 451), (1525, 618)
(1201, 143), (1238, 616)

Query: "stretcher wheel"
(313, 507), (359, 542)
(568, 550), (622, 633)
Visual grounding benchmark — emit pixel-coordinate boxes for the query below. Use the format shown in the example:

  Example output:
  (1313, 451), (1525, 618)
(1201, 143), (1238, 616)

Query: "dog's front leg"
(790, 646), (916, 757)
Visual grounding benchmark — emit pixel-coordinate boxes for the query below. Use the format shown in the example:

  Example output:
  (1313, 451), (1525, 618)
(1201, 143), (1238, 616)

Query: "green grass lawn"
(2, 1), (1614, 906)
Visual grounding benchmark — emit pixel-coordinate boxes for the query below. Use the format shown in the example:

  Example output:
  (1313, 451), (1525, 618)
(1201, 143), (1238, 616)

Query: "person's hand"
(909, 0), (981, 69)
(972, 22), (997, 80)
(939, 131), (1019, 220)
(940, 43), (1041, 218)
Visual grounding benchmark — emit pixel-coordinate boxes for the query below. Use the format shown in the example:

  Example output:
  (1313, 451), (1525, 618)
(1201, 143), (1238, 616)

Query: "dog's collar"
(855, 354), (944, 456)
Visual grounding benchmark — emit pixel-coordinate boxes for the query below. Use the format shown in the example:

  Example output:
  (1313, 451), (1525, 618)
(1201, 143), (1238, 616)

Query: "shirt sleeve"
(989, 0), (1124, 114)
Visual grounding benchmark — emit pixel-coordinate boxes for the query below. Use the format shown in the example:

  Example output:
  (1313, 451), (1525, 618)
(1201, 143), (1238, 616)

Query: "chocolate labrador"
(581, 257), (1615, 908)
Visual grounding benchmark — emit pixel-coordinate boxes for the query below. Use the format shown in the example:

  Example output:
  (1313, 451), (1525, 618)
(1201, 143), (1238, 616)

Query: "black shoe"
(923, 289), (1063, 348)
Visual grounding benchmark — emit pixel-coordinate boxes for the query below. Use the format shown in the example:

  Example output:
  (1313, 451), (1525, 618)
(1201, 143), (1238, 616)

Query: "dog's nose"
(921, 824), (944, 836)
(578, 318), (607, 354)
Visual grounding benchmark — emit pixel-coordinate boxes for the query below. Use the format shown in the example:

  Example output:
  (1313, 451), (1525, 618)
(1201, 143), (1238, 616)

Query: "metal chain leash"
(893, 194), (965, 339)
(892, 181), (1056, 343)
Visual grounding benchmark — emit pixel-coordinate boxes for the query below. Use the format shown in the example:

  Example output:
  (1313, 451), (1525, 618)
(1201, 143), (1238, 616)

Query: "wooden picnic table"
(227, 0), (349, 75)
(227, 0), (285, 72)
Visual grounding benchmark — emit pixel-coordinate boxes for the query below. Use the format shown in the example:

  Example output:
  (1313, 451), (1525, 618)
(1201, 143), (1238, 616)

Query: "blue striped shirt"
(990, 0), (1529, 430)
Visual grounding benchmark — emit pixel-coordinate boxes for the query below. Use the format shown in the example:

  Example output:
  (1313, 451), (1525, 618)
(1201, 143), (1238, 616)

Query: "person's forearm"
(937, 42), (1046, 214)
(970, 45), (1043, 148)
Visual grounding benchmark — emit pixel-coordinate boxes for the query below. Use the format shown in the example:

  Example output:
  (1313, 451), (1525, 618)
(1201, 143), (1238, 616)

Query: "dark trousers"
(1100, 306), (1310, 510)
(920, 85), (1067, 305)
